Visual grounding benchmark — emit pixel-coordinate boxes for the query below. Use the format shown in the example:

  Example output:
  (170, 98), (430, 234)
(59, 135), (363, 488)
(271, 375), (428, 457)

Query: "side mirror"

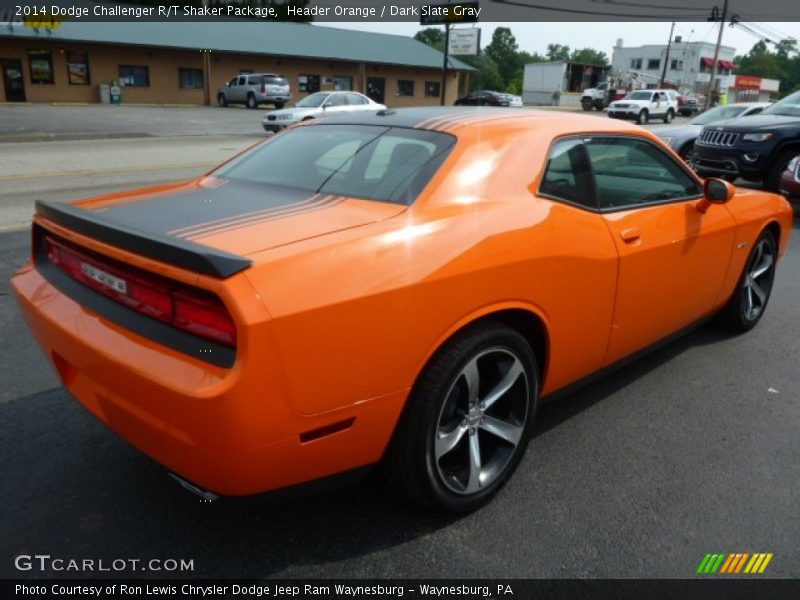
(697, 178), (735, 213)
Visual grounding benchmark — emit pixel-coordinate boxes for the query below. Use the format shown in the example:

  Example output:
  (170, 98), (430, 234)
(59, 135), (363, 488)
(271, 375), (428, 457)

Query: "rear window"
(263, 76), (288, 86)
(214, 125), (455, 205)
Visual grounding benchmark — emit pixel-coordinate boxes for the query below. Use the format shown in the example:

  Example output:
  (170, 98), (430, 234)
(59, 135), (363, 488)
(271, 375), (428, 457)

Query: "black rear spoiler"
(35, 200), (252, 279)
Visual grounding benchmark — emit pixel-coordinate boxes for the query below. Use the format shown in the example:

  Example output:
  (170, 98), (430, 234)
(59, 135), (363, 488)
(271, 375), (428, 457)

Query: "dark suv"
(693, 90), (800, 190)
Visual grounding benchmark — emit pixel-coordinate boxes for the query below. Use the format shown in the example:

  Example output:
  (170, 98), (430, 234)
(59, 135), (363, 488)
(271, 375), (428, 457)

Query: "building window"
(425, 81), (441, 97)
(179, 68), (204, 89)
(333, 76), (353, 91)
(119, 65), (150, 87)
(397, 80), (415, 96)
(28, 50), (54, 84)
(66, 52), (90, 85)
(630, 58), (642, 70)
(670, 59), (683, 71)
(299, 74), (320, 93)
(647, 59), (660, 70)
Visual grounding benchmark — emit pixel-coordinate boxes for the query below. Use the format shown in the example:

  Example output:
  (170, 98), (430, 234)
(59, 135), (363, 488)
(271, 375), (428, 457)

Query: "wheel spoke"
(751, 242), (764, 272)
(480, 415), (523, 447)
(752, 253), (773, 279)
(746, 286), (755, 317)
(435, 424), (467, 459)
(462, 358), (480, 406)
(482, 359), (524, 411)
(751, 281), (767, 306)
(465, 433), (482, 493)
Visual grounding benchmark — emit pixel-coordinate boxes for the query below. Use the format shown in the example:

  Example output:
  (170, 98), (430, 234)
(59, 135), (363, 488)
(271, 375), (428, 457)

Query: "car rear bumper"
(11, 263), (406, 496)
(779, 170), (800, 210)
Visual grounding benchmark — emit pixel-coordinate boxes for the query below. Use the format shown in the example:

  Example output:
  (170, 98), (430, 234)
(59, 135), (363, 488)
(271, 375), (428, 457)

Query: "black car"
(693, 90), (800, 190)
(454, 90), (510, 106)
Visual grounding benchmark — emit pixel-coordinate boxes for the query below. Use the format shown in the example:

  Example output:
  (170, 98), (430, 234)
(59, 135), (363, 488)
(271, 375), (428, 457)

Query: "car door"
(231, 76), (246, 102)
(649, 92), (665, 116)
(344, 93), (370, 113)
(585, 136), (737, 365)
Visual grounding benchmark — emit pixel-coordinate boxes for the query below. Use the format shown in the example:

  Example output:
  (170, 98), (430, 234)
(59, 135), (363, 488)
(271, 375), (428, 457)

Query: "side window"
(346, 93), (367, 105)
(585, 137), (702, 210)
(325, 94), (347, 107)
(237, 76), (246, 86)
(539, 139), (595, 209)
(228, 77), (238, 87)
(745, 107), (764, 116)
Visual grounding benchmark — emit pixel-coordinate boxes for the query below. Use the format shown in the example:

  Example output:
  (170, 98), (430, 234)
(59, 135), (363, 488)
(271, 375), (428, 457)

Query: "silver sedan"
(263, 91), (386, 132)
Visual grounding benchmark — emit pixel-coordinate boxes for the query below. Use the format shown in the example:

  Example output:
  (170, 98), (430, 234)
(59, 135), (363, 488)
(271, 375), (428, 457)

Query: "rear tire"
(246, 94), (257, 109)
(636, 109), (649, 124)
(716, 229), (777, 333)
(383, 322), (538, 513)
(274, 101), (285, 110)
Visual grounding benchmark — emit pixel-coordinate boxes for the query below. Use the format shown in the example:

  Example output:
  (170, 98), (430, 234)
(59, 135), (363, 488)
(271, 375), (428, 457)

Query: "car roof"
(299, 106), (645, 134)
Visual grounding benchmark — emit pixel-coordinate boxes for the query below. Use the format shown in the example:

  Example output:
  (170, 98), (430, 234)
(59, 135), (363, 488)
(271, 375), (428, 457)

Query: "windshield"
(626, 91), (652, 101)
(762, 91), (800, 116)
(296, 93), (329, 108)
(691, 105), (749, 125)
(214, 125), (455, 206)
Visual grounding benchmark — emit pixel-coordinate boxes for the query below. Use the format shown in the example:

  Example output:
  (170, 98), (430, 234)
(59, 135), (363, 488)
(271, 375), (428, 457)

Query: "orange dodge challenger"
(12, 108), (793, 512)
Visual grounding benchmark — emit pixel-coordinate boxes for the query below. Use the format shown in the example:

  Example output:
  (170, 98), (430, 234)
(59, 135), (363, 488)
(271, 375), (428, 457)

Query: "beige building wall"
(0, 39), (463, 107)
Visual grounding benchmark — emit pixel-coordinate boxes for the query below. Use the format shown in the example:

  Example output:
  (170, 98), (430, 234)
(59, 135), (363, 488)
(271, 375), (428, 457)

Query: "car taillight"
(261, 83), (267, 94)
(43, 235), (237, 348)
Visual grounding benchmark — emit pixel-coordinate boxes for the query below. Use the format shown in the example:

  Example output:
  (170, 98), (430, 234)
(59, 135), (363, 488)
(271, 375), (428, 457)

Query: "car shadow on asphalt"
(0, 322), (737, 580)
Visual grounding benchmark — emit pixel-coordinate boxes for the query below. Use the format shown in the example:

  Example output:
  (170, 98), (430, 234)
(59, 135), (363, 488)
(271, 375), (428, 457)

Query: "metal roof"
(0, 21), (474, 71)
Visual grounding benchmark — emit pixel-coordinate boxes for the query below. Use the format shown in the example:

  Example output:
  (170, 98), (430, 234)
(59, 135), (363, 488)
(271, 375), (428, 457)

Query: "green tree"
(458, 55), (504, 92)
(546, 44), (571, 62)
(570, 48), (609, 66)
(414, 27), (446, 52)
(484, 27), (520, 88)
(735, 39), (800, 97)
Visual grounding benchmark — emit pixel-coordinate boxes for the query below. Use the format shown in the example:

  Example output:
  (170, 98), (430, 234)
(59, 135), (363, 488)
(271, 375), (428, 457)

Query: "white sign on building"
(449, 28), (481, 56)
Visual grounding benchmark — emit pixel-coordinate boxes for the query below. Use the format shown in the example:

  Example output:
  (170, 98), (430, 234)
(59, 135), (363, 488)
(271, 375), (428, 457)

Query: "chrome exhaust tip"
(168, 473), (219, 502)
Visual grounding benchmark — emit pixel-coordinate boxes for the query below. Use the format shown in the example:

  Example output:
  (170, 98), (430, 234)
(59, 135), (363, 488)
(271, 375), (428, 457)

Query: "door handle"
(620, 228), (641, 243)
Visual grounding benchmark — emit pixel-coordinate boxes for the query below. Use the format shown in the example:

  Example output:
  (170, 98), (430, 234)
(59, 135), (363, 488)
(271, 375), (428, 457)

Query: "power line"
(491, 0), (711, 19)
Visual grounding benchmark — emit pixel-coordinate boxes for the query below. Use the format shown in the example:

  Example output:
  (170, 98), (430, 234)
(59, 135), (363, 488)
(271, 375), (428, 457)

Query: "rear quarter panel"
(244, 122), (621, 415)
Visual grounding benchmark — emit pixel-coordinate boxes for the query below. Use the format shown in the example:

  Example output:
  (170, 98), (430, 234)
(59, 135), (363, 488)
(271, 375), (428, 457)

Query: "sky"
(324, 21), (800, 59)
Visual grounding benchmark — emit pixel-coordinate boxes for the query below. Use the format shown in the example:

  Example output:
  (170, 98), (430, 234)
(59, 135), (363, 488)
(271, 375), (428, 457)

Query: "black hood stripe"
(183, 195), (342, 240)
(169, 192), (321, 237)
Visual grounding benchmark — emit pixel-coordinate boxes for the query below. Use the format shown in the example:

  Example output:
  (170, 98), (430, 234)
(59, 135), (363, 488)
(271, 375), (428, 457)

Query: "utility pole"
(441, 21), (450, 106)
(705, 0), (728, 111)
(660, 22), (675, 88)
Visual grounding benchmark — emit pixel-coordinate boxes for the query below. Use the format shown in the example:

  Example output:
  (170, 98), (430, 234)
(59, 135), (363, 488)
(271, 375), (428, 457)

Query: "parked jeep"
(693, 90), (800, 190)
(607, 89), (678, 124)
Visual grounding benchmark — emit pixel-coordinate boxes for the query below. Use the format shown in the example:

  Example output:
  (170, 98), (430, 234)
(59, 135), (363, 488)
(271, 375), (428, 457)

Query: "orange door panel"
(602, 201), (736, 364)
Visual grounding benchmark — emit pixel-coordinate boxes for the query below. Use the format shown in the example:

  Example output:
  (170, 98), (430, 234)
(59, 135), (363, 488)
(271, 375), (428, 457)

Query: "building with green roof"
(0, 20), (473, 106)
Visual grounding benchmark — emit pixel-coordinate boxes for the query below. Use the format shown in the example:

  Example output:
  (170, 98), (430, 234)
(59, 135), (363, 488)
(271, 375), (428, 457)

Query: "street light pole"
(705, 0), (728, 110)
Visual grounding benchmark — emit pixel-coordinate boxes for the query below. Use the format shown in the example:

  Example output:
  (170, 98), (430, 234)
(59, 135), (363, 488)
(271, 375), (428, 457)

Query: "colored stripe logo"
(697, 553), (773, 574)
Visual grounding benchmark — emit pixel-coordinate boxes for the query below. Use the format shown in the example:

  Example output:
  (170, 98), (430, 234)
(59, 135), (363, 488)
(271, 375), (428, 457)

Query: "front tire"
(716, 230), (777, 332)
(764, 150), (796, 192)
(636, 109), (649, 124)
(679, 141), (695, 165)
(581, 99), (593, 111)
(384, 322), (538, 513)
(217, 94), (227, 107)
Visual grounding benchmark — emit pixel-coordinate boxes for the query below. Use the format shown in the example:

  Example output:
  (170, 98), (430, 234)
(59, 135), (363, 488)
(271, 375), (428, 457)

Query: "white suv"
(607, 89), (678, 124)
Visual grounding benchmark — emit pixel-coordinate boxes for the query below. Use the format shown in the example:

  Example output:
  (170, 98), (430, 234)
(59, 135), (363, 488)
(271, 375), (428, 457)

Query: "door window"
(585, 137), (702, 210)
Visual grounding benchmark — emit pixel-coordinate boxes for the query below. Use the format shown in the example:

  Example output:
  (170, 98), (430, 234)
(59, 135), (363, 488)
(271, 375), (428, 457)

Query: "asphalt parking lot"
(1, 104), (798, 579)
